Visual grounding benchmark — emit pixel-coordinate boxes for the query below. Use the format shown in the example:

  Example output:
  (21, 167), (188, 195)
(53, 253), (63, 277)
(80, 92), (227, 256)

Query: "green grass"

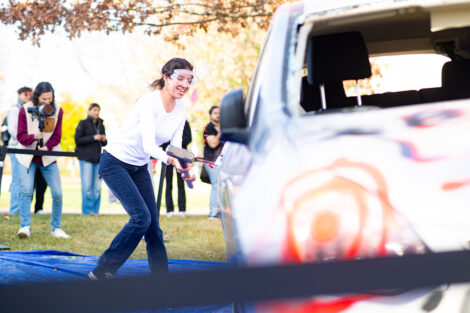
(0, 214), (227, 262)
(0, 172), (213, 215)
(0, 171), (227, 263)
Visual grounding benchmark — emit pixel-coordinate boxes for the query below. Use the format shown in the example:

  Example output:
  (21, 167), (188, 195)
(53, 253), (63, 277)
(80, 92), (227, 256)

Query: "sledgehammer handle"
(180, 161), (193, 189)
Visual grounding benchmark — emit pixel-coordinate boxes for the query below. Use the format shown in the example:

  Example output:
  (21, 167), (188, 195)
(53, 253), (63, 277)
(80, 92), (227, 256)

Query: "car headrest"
(442, 59), (470, 88)
(307, 31), (371, 85)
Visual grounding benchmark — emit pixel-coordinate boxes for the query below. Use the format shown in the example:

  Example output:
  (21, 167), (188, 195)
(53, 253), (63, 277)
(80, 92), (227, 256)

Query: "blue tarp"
(0, 250), (231, 313)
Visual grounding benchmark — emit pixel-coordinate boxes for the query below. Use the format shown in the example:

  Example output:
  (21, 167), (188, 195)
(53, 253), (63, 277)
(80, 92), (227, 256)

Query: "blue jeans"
(205, 163), (220, 217)
(18, 161), (63, 231)
(95, 151), (168, 275)
(9, 154), (21, 214)
(79, 160), (101, 214)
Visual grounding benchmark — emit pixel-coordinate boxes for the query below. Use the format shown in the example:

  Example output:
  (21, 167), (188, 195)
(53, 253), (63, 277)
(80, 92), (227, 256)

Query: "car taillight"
(256, 159), (429, 312)
(281, 158), (427, 263)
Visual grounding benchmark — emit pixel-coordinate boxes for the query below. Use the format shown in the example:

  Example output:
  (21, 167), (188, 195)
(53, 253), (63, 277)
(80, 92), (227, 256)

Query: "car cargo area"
(298, 3), (470, 114)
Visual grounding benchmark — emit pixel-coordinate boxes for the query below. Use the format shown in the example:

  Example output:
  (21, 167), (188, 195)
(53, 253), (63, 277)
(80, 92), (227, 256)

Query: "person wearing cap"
(7, 86), (32, 215)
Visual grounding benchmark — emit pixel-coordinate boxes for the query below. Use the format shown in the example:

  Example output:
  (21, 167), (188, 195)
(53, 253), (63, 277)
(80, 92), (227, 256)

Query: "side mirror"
(220, 89), (250, 145)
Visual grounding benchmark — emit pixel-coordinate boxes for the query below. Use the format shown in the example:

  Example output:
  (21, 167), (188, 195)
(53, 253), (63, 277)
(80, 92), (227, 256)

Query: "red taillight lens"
(312, 210), (340, 242)
(281, 158), (426, 263)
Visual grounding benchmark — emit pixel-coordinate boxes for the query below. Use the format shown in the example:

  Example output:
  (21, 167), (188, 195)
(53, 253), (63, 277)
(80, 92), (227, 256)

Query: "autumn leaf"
(0, 0), (288, 46)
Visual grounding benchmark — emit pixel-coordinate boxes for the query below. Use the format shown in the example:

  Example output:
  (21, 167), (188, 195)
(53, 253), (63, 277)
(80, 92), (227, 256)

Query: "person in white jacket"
(7, 86), (32, 214)
(89, 58), (196, 280)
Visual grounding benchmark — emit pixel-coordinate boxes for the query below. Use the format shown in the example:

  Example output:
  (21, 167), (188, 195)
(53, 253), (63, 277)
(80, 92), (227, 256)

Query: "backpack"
(1, 116), (10, 146)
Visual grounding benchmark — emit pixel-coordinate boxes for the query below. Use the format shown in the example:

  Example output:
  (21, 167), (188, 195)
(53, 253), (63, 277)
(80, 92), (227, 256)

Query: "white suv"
(218, 0), (470, 312)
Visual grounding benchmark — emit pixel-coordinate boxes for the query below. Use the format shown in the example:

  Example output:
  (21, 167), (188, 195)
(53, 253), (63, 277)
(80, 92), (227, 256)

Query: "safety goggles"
(169, 69), (197, 87)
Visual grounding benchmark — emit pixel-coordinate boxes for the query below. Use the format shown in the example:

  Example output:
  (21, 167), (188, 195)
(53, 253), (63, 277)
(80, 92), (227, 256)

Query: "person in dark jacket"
(203, 105), (224, 219)
(74, 103), (107, 215)
(164, 120), (192, 217)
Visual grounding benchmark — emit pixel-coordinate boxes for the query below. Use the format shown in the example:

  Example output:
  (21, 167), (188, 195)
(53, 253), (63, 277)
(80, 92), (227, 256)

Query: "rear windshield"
(344, 54), (450, 96)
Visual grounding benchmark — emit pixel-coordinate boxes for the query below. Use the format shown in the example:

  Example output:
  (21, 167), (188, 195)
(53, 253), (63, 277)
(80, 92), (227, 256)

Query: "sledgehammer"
(166, 145), (195, 189)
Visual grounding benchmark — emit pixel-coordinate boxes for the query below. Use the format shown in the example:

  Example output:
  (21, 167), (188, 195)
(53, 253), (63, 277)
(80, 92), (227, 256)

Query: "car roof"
(294, 0), (470, 57)
(302, 0), (470, 16)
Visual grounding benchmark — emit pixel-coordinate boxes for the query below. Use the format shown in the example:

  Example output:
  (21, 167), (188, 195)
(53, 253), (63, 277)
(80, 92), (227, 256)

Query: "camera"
(27, 103), (56, 118)
(27, 104), (56, 147)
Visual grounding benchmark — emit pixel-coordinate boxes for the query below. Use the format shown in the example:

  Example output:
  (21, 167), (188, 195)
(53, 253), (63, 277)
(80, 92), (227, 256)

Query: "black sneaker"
(88, 270), (113, 281)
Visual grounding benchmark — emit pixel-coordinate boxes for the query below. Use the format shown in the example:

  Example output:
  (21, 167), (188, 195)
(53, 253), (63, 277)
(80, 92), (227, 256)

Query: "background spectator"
(16, 81), (69, 239)
(7, 86), (32, 215)
(202, 105), (224, 219)
(165, 120), (192, 217)
(74, 103), (107, 215)
(33, 170), (48, 214)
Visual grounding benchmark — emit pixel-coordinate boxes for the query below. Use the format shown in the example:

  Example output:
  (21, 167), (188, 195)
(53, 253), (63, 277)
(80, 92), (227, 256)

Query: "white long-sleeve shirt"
(105, 90), (186, 166)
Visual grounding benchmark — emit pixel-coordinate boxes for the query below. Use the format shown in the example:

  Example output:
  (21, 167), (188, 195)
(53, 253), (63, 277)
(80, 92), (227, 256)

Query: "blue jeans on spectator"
(79, 160), (101, 214)
(205, 163), (220, 217)
(9, 154), (20, 214)
(18, 162), (63, 231)
(94, 151), (168, 276)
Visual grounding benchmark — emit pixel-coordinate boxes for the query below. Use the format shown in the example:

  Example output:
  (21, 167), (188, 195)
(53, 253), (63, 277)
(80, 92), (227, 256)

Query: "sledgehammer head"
(166, 145), (194, 189)
(166, 145), (195, 163)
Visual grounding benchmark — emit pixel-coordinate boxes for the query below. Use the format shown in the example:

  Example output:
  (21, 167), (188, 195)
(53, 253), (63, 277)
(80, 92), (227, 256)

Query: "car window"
(246, 29), (272, 127)
(295, 3), (470, 115)
(343, 54), (450, 96)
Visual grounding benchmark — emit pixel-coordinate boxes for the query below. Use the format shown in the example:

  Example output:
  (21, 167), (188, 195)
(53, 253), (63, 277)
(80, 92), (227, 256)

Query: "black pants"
(95, 151), (168, 275)
(33, 169), (48, 213)
(165, 165), (186, 212)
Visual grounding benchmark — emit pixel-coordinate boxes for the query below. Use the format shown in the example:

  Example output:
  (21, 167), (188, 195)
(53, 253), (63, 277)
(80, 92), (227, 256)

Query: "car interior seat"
(419, 59), (470, 103)
(301, 31), (372, 112)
